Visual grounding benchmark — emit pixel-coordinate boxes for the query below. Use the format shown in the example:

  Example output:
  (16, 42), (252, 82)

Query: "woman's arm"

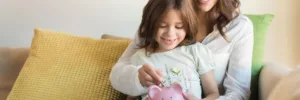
(201, 71), (220, 100)
(109, 34), (147, 96)
(218, 16), (254, 100)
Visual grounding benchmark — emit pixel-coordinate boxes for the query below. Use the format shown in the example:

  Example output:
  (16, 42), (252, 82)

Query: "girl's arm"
(186, 43), (219, 100)
(201, 70), (220, 100)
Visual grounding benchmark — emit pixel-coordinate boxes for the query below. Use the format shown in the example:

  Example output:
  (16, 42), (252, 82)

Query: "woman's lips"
(199, 0), (210, 4)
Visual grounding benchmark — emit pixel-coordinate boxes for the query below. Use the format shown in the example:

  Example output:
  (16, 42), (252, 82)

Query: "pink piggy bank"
(147, 83), (184, 100)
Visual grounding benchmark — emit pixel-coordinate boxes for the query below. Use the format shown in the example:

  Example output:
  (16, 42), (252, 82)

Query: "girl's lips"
(161, 38), (176, 45)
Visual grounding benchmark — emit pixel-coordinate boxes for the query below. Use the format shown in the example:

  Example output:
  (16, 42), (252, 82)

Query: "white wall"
(0, 0), (299, 67)
(0, 0), (147, 47)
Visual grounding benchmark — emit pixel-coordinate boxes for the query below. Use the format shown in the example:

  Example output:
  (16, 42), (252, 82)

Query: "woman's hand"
(138, 64), (163, 87)
(183, 92), (200, 100)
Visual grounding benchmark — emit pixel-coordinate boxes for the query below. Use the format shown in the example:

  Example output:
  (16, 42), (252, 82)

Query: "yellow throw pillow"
(7, 28), (130, 100)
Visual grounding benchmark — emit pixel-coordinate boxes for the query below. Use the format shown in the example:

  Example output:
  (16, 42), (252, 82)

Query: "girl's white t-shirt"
(131, 43), (215, 99)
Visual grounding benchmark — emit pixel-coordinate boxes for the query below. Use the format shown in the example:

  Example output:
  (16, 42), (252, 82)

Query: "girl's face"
(155, 9), (186, 52)
(197, 0), (218, 13)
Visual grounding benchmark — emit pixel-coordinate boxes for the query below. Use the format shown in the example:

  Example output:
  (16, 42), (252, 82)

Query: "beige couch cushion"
(0, 47), (29, 100)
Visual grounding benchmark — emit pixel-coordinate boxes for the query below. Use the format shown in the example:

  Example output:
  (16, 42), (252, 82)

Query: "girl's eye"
(159, 24), (167, 28)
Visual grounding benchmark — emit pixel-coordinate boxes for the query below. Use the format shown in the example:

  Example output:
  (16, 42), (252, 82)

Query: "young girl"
(110, 0), (219, 100)
(111, 0), (253, 99)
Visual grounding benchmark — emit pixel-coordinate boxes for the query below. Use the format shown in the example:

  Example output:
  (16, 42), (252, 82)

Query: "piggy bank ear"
(170, 83), (183, 92)
(148, 85), (161, 99)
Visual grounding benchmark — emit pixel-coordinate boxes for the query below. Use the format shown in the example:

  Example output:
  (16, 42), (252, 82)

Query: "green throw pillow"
(246, 14), (274, 100)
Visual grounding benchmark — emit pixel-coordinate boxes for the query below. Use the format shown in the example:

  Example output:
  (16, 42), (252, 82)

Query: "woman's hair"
(198, 0), (241, 40)
(137, 0), (199, 53)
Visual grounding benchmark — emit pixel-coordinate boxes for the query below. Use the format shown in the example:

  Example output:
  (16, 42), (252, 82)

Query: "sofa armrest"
(268, 68), (300, 100)
(0, 47), (29, 100)
(259, 62), (293, 100)
(266, 68), (300, 100)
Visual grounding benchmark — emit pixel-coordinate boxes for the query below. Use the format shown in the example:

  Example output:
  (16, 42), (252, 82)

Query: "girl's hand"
(183, 92), (200, 100)
(138, 64), (163, 87)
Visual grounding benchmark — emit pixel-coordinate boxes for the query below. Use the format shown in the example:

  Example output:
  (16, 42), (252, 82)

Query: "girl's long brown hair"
(137, 0), (199, 54)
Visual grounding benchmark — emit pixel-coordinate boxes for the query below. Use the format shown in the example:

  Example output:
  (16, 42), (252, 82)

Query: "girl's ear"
(148, 85), (161, 99)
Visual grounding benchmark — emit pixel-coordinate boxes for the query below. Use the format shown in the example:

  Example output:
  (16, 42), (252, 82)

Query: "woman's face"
(197, 0), (218, 13)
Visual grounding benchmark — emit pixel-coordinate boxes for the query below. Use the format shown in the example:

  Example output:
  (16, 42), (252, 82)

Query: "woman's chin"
(199, 6), (211, 12)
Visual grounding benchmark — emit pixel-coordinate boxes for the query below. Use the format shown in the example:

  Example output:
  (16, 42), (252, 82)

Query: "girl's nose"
(165, 27), (176, 37)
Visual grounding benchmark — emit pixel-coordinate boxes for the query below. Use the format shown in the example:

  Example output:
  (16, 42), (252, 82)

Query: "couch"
(0, 34), (293, 100)
(0, 14), (294, 100)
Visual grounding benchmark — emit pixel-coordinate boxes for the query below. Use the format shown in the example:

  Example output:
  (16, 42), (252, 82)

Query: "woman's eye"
(175, 25), (184, 29)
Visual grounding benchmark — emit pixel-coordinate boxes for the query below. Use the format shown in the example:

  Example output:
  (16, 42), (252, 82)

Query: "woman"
(110, 0), (253, 99)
